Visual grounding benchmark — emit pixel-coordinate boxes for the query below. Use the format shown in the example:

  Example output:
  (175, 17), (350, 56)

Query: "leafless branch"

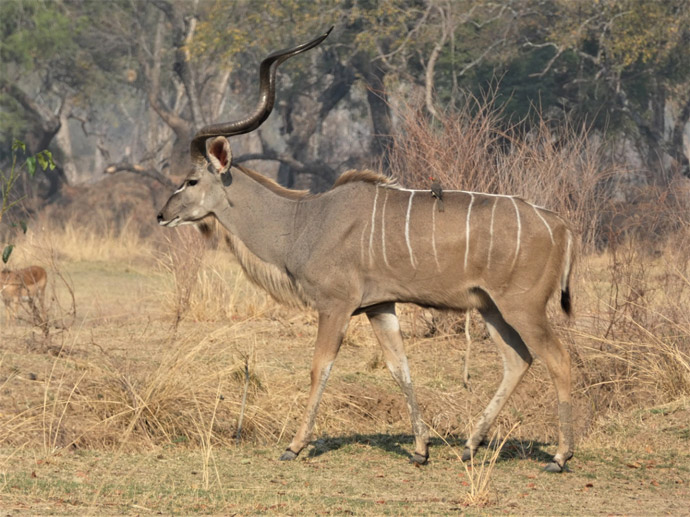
(469, 2), (513, 29)
(104, 161), (175, 189)
(457, 37), (506, 77)
(529, 45), (565, 78)
(68, 113), (111, 162)
(424, 5), (450, 119)
(233, 152), (306, 171)
(374, 4), (433, 67)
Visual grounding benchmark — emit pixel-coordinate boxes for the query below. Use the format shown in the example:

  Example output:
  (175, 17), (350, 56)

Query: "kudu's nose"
(156, 212), (164, 223)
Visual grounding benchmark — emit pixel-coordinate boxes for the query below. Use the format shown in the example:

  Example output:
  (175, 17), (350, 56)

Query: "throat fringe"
(224, 233), (312, 309)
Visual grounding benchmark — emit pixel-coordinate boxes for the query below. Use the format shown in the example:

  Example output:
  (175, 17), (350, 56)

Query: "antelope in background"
(1, 265), (47, 324)
(157, 29), (576, 472)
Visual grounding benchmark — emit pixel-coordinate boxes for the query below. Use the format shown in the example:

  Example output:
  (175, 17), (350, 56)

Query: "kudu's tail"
(560, 230), (575, 316)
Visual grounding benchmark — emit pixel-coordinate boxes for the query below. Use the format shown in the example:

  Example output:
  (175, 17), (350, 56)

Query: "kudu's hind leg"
(509, 314), (574, 472)
(367, 303), (430, 464)
(280, 310), (350, 461)
(463, 307), (533, 461)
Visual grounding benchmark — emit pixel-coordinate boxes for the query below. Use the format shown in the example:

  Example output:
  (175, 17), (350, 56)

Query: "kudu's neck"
(215, 168), (298, 267)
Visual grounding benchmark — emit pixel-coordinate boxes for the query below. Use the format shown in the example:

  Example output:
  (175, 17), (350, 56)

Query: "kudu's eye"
(187, 179), (198, 187)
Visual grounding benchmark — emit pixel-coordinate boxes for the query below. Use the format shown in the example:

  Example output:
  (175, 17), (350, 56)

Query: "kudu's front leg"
(280, 310), (351, 461)
(367, 303), (430, 464)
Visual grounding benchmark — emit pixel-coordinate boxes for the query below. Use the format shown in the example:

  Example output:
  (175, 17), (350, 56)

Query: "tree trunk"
(55, 107), (79, 184)
(140, 5), (194, 177)
(351, 52), (394, 172)
(645, 80), (669, 185)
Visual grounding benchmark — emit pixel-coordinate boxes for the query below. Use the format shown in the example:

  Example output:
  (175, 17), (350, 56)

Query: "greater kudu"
(157, 29), (576, 472)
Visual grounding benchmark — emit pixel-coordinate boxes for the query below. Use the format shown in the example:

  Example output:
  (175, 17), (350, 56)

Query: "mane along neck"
(234, 165), (310, 200)
(332, 169), (398, 188)
(235, 165), (397, 197)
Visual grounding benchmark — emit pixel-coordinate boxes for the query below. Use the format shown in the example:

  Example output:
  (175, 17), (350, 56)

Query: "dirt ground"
(0, 437), (688, 515)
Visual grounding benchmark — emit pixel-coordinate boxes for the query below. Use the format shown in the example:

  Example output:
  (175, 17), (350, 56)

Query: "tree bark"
(351, 52), (393, 172)
(137, 6), (193, 177)
(671, 97), (690, 178)
(270, 53), (356, 191)
(55, 105), (79, 184)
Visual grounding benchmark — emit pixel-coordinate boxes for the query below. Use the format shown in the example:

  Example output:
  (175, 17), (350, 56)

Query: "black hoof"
(461, 447), (474, 462)
(410, 452), (429, 465)
(544, 461), (565, 473)
(279, 448), (299, 461)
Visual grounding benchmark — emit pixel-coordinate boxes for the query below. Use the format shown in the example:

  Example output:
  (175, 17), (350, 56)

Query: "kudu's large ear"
(206, 137), (232, 174)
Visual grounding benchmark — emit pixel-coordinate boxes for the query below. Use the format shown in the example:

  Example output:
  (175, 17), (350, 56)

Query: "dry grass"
(573, 241), (690, 416)
(13, 214), (150, 265)
(459, 424), (519, 507)
(154, 228), (280, 329)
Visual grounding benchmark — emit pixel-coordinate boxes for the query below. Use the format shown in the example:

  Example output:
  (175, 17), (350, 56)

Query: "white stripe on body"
(510, 197), (522, 271)
(388, 185), (518, 199)
(431, 199), (440, 272)
(369, 186), (379, 265)
(533, 205), (555, 244)
(464, 193), (475, 270)
(381, 188), (391, 268)
(487, 197), (498, 270)
(360, 221), (369, 264)
(405, 191), (417, 268)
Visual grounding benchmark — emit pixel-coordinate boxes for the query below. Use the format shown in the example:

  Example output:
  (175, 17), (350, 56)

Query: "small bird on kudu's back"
(429, 176), (444, 212)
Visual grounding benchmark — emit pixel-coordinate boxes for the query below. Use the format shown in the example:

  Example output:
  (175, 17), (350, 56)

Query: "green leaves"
(25, 155), (36, 177)
(24, 148), (56, 177)
(11, 220), (28, 234)
(1, 140), (50, 264)
(8, 140), (54, 177)
(11, 140), (26, 153)
(2, 244), (13, 264)
(29, 149), (55, 177)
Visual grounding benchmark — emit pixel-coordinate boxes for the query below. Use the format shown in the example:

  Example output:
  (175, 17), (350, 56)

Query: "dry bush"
(594, 176), (690, 251)
(459, 424), (519, 507)
(156, 228), (207, 331)
(389, 95), (618, 251)
(0, 324), (282, 453)
(74, 330), (273, 449)
(573, 238), (690, 417)
(186, 250), (281, 323)
(156, 228), (280, 327)
(39, 172), (167, 238)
